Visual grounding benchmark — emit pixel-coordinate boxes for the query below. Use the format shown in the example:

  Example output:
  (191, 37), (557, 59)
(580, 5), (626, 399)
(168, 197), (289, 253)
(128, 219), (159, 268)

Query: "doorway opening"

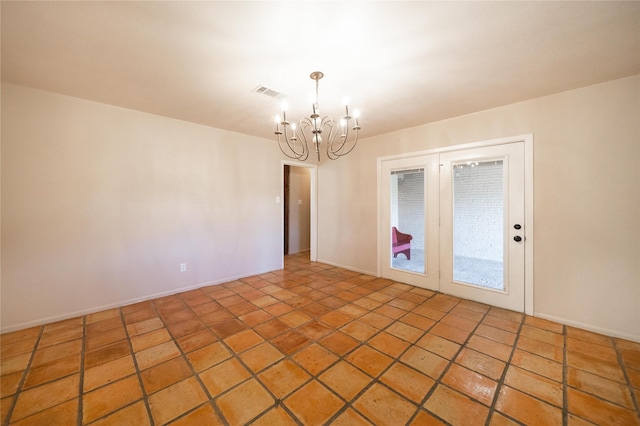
(281, 161), (318, 266)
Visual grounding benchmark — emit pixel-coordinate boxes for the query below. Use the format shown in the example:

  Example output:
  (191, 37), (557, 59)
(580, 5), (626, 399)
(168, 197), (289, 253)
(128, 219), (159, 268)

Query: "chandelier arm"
(324, 119), (348, 159)
(298, 119), (318, 161)
(277, 136), (307, 160)
(331, 132), (359, 159)
(277, 125), (309, 161)
(326, 124), (359, 160)
(323, 121), (339, 160)
(297, 122), (314, 162)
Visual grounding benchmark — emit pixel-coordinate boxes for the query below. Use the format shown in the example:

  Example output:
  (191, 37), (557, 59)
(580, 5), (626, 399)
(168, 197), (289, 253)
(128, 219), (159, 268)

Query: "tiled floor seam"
(2, 324), (45, 426)
(613, 337), (640, 421)
(177, 283), (311, 425)
(564, 331), (639, 423)
(484, 311), (527, 426)
(222, 349), (299, 425)
(267, 313), (369, 424)
(380, 298), (463, 425)
(317, 337), (419, 423)
(249, 280), (431, 425)
(178, 295), (238, 424)
(119, 307), (156, 426)
(251, 277), (354, 426)
(318, 284), (441, 425)
(151, 300), (229, 426)
(562, 324), (569, 426)
(258, 305), (370, 425)
(310, 373), (367, 425)
(412, 299), (501, 425)
(77, 315), (87, 426)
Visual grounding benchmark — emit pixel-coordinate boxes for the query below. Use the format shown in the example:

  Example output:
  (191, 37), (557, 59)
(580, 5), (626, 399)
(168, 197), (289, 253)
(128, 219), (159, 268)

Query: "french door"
(379, 141), (527, 312)
(440, 143), (525, 312)
(380, 155), (440, 290)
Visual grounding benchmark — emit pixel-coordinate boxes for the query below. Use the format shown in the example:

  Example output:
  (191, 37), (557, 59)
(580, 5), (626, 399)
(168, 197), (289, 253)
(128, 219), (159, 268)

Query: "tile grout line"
(319, 285), (507, 424)
(362, 290), (446, 424)
(483, 314), (528, 426)
(174, 285), (299, 426)
(77, 316), (86, 426)
(2, 325), (44, 426)
(613, 338), (640, 421)
(246, 274), (414, 424)
(380, 297), (461, 426)
(562, 329), (638, 423)
(318, 286), (442, 425)
(151, 297), (230, 426)
(562, 325), (569, 426)
(245, 272), (369, 424)
(230, 272), (348, 425)
(410, 299), (495, 425)
(249, 276), (366, 425)
(119, 307), (156, 426)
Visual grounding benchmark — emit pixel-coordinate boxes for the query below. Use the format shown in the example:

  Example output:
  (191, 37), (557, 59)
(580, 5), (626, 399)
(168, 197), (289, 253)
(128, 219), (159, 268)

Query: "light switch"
(276, 196), (280, 203)
(298, 199), (303, 205)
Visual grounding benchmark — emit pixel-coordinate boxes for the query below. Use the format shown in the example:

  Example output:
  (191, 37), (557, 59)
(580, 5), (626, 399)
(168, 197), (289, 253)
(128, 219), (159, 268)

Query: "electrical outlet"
(180, 263), (187, 272)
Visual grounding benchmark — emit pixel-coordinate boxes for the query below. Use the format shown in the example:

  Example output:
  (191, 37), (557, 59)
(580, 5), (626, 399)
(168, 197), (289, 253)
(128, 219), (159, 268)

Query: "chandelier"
(275, 72), (360, 161)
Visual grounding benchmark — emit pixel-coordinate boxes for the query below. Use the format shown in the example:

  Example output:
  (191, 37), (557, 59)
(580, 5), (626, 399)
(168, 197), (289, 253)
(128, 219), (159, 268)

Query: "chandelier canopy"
(275, 72), (360, 162)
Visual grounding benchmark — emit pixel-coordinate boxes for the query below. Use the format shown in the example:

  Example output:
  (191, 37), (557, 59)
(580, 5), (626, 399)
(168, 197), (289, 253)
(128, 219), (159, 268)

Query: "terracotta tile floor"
(2, 253), (640, 425)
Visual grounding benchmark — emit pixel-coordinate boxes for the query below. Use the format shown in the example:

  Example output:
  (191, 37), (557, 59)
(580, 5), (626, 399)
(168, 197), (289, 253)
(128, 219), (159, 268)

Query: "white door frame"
(281, 160), (318, 267)
(377, 134), (534, 315)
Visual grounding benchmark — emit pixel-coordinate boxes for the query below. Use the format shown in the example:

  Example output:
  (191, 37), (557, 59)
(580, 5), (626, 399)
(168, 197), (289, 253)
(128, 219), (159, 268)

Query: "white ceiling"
(2, 1), (639, 140)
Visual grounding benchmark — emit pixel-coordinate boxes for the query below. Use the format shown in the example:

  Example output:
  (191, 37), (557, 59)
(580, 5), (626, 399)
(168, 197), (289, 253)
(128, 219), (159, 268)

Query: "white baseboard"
(1, 267), (278, 334)
(316, 258), (377, 276)
(534, 312), (640, 343)
(287, 248), (310, 255)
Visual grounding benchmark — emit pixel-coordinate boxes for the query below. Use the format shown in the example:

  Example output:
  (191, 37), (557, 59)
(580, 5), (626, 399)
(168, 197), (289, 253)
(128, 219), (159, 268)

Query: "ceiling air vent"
(253, 85), (281, 98)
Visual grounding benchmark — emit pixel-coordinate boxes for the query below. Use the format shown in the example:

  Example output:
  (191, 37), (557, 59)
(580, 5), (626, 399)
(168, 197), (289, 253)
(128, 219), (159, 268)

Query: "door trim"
(377, 134), (534, 315)
(281, 161), (318, 267)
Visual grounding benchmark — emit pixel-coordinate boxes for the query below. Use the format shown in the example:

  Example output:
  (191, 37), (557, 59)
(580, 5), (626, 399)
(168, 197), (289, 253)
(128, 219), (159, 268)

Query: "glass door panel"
(452, 160), (505, 290)
(390, 168), (425, 274)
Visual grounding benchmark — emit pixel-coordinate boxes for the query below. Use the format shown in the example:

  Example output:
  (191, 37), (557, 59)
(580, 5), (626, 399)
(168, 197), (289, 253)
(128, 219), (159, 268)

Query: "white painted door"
(380, 155), (440, 290)
(439, 143), (525, 312)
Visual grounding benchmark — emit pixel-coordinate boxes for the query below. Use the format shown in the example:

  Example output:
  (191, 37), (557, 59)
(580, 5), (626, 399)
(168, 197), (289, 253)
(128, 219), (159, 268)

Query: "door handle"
(513, 236), (522, 242)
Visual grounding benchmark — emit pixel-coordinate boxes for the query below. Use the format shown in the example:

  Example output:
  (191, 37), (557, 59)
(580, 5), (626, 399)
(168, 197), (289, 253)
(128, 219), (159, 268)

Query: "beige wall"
(287, 167), (311, 254)
(318, 75), (640, 341)
(3, 76), (639, 341)
(1, 83), (283, 331)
